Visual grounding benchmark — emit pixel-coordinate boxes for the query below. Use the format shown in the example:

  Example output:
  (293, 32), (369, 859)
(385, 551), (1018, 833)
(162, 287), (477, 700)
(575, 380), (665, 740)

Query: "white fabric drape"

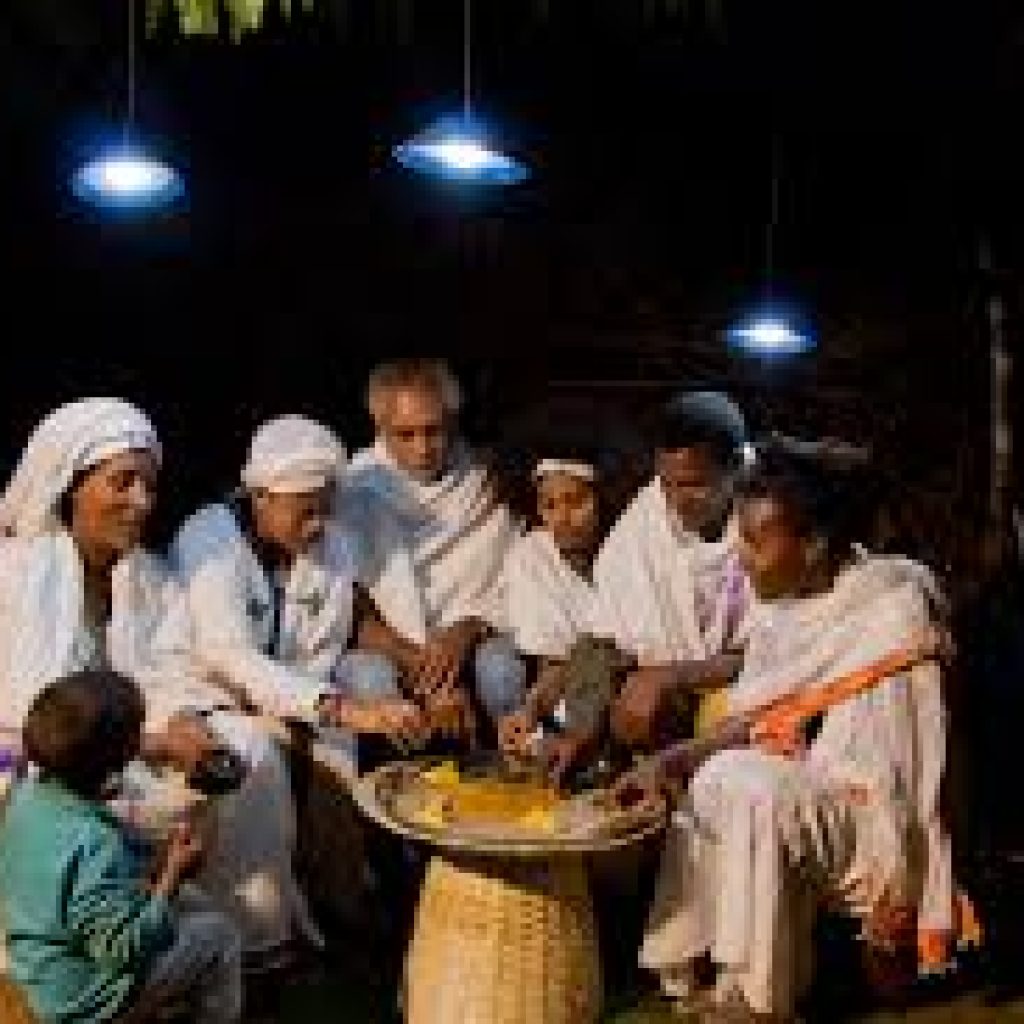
(592, 479), (750, 664)
(0, 398), (160, 539)
(503, 530), (600, 660)
(640, 554), (954, 1016)
(344, 438), (516, 642)
(172, 503), (361, 721)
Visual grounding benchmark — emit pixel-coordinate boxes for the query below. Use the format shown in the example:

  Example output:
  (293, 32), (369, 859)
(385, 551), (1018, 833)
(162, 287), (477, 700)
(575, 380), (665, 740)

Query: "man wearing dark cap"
(594, 391), (752, 749)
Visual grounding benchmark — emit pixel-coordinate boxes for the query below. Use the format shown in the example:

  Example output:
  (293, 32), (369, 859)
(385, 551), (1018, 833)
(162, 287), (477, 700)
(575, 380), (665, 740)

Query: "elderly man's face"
(378, 386), (451, 483)
(251, 486), (333, 559)
(655, 445), (729, 537)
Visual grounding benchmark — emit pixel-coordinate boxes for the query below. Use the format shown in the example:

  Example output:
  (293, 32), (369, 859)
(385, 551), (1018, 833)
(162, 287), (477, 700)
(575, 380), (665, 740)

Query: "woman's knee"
(473, 636), (527, 720)
(336, 650), (401, 701)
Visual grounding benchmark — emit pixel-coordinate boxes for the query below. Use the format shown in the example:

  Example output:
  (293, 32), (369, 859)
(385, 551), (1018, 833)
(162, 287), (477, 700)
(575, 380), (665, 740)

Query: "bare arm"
(669, 651), (744, 694)
(352, 584), (420, 681)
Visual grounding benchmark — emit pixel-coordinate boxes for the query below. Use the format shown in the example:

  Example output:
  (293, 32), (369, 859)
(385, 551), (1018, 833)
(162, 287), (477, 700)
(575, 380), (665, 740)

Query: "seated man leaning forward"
(618, 437), (957, 1022)
(172, 415), (426, 747)
(596, 391), (753, 750)
(344, 359), (526, 737)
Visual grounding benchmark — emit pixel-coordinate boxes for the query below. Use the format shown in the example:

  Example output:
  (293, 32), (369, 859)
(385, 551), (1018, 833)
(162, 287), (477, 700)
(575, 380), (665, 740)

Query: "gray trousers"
(339, 637), (527, 721)
(125, 890), (243, 1024)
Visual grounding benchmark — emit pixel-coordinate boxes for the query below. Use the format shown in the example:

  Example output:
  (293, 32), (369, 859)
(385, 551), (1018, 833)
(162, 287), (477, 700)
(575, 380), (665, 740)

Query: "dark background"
(2, 0), (1022, 563)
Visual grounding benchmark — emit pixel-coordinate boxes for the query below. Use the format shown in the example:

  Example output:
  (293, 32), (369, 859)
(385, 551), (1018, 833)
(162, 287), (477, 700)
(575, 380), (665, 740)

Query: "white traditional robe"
(640, 554), (953, 1017)
(504, 529), (600, 660)
(0, 531), (308, 956)
(344, 439), (516, 642)
(171, 502), (363, 719)
(593, 479), (749, 665)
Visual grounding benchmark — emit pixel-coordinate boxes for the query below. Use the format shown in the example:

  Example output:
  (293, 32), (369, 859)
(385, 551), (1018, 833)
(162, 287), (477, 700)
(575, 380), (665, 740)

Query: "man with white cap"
(345, 359), (526, 736)
(172, 414), (424, 740)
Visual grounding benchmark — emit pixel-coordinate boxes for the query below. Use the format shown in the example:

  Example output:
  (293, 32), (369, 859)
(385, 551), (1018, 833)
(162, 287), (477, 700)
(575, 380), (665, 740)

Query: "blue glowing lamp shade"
(394, 116), (530, 185)
(726, 308), (816, 356)
(71, 149), (185, 211)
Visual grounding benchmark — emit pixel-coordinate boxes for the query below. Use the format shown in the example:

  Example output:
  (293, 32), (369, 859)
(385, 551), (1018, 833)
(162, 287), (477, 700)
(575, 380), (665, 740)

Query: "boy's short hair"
(24, 670), (146, 797)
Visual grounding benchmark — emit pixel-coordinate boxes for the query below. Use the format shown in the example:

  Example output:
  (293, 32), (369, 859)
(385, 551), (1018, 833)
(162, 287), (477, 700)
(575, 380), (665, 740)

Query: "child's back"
(0, 776), (173, 1024)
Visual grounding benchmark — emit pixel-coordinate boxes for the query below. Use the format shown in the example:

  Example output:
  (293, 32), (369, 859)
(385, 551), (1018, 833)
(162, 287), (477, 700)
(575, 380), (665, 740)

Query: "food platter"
(351, 758), (665, 858)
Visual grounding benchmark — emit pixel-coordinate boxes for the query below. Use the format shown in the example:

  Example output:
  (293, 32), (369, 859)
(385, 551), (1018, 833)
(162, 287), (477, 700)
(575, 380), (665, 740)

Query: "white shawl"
(0, 398), (205, 736)
(172, 503), (361, 720)
(345, 438), (516, 643)
(0, 533), (212, 735)
(504, 530), (600, 660)
(731, 553), (953, 932)
(593, 479), (750, 664)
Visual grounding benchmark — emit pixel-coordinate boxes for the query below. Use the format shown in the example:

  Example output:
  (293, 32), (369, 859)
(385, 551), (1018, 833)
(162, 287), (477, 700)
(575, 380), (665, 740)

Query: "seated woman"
(618, 437), (956, 1022)
(171, 414), (424, 747)
(0, 671), (242, 1024)
(496, 455), (607, 764)
(0, 399), (307, 966)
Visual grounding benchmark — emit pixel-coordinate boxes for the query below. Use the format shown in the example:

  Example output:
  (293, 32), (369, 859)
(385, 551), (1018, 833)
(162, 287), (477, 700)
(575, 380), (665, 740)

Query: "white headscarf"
(533, 459), (597, 483)
(0, 398), (161, 539)
(241, 416), (346, 494)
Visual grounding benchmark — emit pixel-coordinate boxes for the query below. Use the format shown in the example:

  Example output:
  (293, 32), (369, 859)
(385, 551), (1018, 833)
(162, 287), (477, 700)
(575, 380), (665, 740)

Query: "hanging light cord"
(463, 0), (472, 118)
(765, 132), (780, 293)
(126, 0), (137, 141)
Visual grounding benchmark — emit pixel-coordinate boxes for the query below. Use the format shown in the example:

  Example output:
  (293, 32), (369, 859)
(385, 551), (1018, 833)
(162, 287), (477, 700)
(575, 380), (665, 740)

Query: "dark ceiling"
(2, 1), (1022, 527)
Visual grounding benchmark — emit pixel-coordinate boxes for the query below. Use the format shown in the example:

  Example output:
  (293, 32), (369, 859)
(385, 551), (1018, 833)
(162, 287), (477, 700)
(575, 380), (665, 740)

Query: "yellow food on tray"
(413, 762), (560, 834)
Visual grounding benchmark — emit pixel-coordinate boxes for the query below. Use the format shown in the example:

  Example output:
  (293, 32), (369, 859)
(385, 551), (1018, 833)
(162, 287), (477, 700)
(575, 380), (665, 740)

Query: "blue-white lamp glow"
(70, 147), (184, 212)
(726, 307), (816, 357)
(393, 0), (530, 186)
(727, 135), (816, 358)
(69, 0), (185, 214)
(394, 116), (531, 186)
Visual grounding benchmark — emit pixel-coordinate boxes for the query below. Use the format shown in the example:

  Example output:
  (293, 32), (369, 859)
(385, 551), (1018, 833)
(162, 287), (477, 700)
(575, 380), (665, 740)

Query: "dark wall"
(3, 0), (1022, 561)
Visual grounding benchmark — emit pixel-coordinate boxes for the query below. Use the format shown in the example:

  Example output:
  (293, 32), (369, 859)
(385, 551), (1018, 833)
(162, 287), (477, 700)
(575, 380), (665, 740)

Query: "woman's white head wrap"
(533, 459), (597, 483)
(0, 398), (161, 539)
(241, 415), (347, 494)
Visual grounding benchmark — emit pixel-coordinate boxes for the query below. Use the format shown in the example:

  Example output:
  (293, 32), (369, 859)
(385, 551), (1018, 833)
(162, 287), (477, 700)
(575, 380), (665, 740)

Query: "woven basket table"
(352, 761), (664, 1024)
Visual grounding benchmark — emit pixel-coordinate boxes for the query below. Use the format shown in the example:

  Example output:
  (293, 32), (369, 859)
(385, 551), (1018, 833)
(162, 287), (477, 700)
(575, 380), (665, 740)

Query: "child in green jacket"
(0, 669), (242, 1024)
